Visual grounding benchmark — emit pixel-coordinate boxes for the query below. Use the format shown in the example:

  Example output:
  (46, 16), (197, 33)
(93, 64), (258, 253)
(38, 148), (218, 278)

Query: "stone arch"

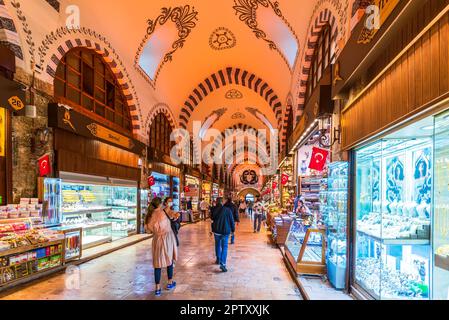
(179, 67), (283, 130)
(237, 188), (261, 200)
(294, 0), (347, 124)
(38, 27), (143, 133)
(145, 103), (177, 136)
(281, 92), (294, 148)
(0, 0), (24, 60)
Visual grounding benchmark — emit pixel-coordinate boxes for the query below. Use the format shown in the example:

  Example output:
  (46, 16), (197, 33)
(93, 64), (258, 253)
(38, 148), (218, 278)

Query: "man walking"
(224, 197), (239, 245)
(247, 201), (254, 216)
(211, 197), (235, 272)
(253, 197), (264, 233)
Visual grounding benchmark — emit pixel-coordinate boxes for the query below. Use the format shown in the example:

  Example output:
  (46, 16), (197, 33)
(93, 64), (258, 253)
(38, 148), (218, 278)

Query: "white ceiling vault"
(4, 0), (354, 184)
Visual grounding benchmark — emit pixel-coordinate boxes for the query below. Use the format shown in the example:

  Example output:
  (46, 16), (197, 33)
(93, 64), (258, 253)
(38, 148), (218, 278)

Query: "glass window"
(354, 137), (432, 300)
(53, 48), (132, 132)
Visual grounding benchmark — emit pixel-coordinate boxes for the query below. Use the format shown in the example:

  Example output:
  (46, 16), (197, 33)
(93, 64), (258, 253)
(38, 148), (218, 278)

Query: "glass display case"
(140, 189), (149, 234)
(433, 110), (449, 300)
(60, 179), (137, 248)
(172, 177), (180, 211)
(285, 219), (326, 275)
(322, 162), (348, 289)
(40, 178), (62, 226)
(354, 138), (432, 300)
(184, 175), (200, 212)
(150, 172), (171, 199)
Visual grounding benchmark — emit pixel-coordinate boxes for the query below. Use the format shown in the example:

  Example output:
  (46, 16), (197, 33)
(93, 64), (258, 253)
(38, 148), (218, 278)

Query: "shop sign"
(309, 147), (329, 172)
(147, 176), (155, 187)
(358, 0), (400, 44)
(38, 154), (51, 177)
(0, 77), (26, 114)
(48, 103), (145, 155)
(0, 108), (5, 157)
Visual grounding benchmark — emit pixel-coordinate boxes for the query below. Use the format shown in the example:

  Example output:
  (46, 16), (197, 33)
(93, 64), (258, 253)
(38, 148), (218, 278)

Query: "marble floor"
(0, 216), (302, 300)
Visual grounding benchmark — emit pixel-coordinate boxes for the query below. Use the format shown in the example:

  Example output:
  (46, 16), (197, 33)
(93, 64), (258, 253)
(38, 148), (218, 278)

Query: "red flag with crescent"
(147, 176), (155, 187)
(309, 147), (329, 171)
(272, 181), (278, 190)
(38, 154), (51, 177)
(281, 174), (289, 185)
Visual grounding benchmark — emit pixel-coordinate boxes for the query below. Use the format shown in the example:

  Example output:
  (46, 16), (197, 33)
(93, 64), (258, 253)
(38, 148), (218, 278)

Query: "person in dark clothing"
(211, 197), (235, 272)
(224, 197), (239, 245)
(186, 198), (193, 222)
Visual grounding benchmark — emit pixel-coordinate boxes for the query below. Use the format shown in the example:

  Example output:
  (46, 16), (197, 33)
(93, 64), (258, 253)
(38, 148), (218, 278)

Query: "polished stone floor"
(0, 216), (302, 300)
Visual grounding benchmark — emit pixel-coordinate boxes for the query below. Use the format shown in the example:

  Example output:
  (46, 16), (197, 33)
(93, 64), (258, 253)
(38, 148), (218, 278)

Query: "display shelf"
(357, 230), (430, 245)
(62, 208), (111, 215)
(105, 217), (137, 221)
(0, 240), (64, 258)
(82, 235), (112, 249)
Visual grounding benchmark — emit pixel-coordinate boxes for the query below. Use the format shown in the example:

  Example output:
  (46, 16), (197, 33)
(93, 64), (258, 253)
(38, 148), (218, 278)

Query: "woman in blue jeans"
(211, 198), (235, 272)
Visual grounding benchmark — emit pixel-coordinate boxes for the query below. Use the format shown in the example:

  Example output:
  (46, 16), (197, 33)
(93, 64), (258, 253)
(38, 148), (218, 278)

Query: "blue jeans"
(154, 264), (174, 285)
(214, 234), (230, 266)
(254, 214), (262, 232)
(231, 233), (235, 244)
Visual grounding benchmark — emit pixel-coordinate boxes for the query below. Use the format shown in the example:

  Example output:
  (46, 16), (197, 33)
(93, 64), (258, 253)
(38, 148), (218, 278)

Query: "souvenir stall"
(45, 103), (145, 252)
(201, 180), (212, 205)
(147, 162), (181, 211)
(279, 156), (294, 211)
(212, 183), (219, 202)
(181, 174), (200, 221)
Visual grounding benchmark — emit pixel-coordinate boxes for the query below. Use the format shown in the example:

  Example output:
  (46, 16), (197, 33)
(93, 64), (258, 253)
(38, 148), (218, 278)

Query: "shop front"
(338, 3), (449, 300)
(45, 103), (146, 253)
(182, 174), (200, 220)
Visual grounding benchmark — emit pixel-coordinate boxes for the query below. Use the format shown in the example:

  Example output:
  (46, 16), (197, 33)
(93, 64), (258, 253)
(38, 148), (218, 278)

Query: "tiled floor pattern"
(0, 216), (302, 300)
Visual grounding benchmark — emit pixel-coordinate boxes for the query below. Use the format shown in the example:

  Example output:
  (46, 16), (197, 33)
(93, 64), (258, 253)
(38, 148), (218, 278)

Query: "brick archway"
(179, 67), (283, 130)
(0, 0), (24, 60)
(39, 28), (142, 134)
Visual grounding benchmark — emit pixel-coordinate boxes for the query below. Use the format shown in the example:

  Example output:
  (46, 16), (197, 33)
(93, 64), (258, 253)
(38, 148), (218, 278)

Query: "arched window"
(149, 113), (174, 155)
(306, 25), (332, 101)
(54, 48), (132, 133)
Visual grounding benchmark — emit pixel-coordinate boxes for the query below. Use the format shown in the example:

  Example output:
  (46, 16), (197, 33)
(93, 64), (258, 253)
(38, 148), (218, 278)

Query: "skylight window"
(257, 6), (299, 68)
(138, 23), (178, 80)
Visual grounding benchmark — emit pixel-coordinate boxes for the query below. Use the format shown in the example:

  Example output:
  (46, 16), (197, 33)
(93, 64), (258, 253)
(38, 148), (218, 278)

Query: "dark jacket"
(224, 201), (240, 223)
(211, 204), (235, 235)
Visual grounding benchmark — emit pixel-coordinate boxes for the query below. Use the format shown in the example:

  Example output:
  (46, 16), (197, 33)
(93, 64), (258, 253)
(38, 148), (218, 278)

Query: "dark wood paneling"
(342, 10), (449, 150)
(54, 129), (140, 181)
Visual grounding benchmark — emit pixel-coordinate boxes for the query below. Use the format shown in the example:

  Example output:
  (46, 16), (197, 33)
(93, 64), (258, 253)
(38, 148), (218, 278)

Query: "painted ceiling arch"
(179, 67), (283, 130)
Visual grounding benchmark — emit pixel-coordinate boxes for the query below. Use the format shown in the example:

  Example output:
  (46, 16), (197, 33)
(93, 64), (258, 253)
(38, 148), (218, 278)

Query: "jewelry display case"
(58, 178), (138, 248)
(140, 189), (149, 234)
(299, 176), (322, 216)
(285, 219), (326, 275)
(354, 138), (432, 300)
(433, 110), (449, 300)
(322, 162), (348, 289)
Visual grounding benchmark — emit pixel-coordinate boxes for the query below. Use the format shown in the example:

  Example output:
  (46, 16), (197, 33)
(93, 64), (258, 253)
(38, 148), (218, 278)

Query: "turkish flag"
(272, 181), (278, 190)
(184, 186), (190, 193)
(281, 174), (289, 185)
(38, 154), (51, 177)
(309, 147), (329, 171)
(147, 176), (155, 187)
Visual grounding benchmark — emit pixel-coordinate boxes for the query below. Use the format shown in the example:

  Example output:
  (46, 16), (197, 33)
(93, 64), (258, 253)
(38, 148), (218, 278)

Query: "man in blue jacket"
(211, 197), (235, 272)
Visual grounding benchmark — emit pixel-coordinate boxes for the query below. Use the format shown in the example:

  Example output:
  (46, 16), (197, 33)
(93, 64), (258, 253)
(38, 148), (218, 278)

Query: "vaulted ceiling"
(8, 0), (344, 186)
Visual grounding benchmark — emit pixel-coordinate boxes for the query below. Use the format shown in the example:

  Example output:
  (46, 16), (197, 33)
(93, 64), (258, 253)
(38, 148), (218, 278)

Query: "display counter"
(42, 173), (138, 250)
(271, 213), (293, 245)
(0, 220), (65, 287)
(285, 219), (326, 276)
